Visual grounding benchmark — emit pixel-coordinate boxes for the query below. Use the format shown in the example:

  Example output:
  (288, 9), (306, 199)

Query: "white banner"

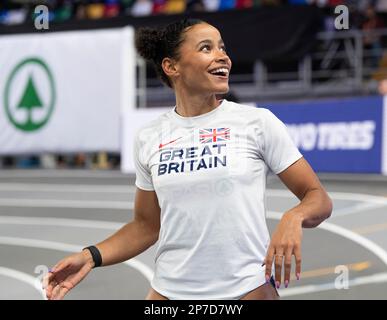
(121, 107), (170, 173)
(0, 27), (135, 154)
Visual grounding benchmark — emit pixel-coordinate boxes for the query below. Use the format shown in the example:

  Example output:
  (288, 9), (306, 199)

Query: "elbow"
(313, 193), (332, 226)
(151, 229), (160, 245)
(145, 224), (160, 246)
(136, 219), (160, 246)
(148, 222), (160, 245)
(302, 192), (332, 228)
(324, 194), (333, 220)
(143, 229), (159, 248)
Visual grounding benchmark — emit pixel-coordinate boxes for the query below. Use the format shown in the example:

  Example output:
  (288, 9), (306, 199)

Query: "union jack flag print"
(199, 128), (230, 144)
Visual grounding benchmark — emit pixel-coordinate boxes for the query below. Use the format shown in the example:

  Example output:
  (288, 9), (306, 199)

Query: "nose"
(215, 49), (230, 64)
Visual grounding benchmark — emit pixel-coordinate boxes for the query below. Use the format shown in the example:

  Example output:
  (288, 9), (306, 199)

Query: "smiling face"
(164, 23), (232, 95)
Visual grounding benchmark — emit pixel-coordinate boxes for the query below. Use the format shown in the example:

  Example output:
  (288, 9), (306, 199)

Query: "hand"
(264, 212), (303, 289)
(43, 250), (94, 300)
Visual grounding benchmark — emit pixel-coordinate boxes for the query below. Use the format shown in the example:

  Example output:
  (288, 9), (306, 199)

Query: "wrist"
(83, 245), (103, 268)
(283, 210), (304, 225)
(82, 248), (95, 268)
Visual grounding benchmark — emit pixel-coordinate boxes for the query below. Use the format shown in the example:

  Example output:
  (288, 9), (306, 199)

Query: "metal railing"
(135, 28), (387, 107)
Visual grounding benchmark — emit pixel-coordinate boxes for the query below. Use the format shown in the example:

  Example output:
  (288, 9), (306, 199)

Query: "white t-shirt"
(134, 99), (303, 299)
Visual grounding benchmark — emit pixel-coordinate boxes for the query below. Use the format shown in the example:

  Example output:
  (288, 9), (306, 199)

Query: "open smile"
(208, 67), (230, 80)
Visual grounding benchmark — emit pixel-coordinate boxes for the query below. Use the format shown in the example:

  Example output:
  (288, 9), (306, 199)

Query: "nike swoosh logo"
(159, 137), (182, 149)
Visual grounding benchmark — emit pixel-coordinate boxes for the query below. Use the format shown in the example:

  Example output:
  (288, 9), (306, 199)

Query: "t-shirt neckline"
(170, 99), (227, 126)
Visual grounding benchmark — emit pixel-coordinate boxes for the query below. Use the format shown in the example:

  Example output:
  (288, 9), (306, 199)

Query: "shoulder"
(134, 109), (172, 144)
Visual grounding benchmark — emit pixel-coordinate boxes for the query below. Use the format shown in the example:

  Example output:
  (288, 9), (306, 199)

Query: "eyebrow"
(197, 39), (225, 47)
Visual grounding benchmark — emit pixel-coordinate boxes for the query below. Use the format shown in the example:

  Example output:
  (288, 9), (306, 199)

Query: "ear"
(161, 57), (179, 78)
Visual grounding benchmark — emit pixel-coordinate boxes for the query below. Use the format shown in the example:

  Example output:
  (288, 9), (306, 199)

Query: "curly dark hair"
(135, 18), (205, 88)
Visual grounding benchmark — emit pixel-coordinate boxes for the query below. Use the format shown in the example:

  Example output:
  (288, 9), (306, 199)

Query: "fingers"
(52, 260), (69, 274)
(294, 245), (302, 280)
(45, 277), (57, 300)
(44, 255), (92, 300)
(266, 246), (302, 289)
(274, 253), (284, 289)
(55, 286), (70, 300)
(50, 282), (65, 300)
(43, 270), (58, 299)
(264, 246), (275, 283)
(67, 265), (91, 288)
(44, 260), (70, 300)
(51, 281), (72, 300)
(46, 279), (72, 300)
(42, 271), (54, 290)
(284, 247), (293, 288)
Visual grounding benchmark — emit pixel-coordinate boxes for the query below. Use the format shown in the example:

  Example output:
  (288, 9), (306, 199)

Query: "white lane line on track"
(266, 189), (387, 204)
(0, 237), (154, 283)
(2, 183), (387, 203)
(0, 188), (386, 213)
(268, 211), (387, 297)
(1, 200), (386, 269)
(0, 190), (385, 221)
(331, 202), (387, 217)
(0, 198), (134, 209)
(4, 213), (386, 267)
(0, 217), (156, 291)
(267, 189), (387, 218)
(0, 267), (46, 300)
(0, 183), (136, 193)
(2, 184), (387, 221)
(1, 188), (386, 298)
(352, 222), (387, 235)
(0, 171), (129, 179)
(2, 213), (387, 298)
(1, 193), (386, 265)
(2, 184), (387, 207)
(268, 211), (387, 266)
(0, 216), (125, 230)
(279, 272), (387, 297)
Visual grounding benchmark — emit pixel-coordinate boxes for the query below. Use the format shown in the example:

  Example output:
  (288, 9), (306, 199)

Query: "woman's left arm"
(278, 157), (333, 228)
(264, 157), (333, 289)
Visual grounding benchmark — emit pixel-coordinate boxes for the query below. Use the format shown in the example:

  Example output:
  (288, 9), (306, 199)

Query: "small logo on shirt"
(159, 137), (182, 149)
(199, 128), (230, 144)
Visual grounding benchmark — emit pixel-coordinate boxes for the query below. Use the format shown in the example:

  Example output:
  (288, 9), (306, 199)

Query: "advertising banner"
(0, 27), (135, 154)
(263, 96), (383, 173)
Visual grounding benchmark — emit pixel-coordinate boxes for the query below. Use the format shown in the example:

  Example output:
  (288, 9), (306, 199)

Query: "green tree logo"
(3, 57), (56, 132)
(17, 74), (44, 126)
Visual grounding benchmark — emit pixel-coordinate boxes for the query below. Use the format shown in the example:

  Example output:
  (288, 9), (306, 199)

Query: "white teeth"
(210, 68), (229, 75)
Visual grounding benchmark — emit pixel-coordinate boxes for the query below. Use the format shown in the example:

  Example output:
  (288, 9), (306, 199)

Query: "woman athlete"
(43, 18), (332, 300)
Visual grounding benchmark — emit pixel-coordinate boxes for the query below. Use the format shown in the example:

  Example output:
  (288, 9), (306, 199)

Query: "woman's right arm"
(94, 188), (160, 266)
(44, 188), (160, 300)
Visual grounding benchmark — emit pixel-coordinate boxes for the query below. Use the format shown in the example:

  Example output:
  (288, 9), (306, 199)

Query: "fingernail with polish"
(265, 275), (270, 283)
(296, 273), (300, 280)
(276, 281), (280, 289)
(285, 280), (289, 288)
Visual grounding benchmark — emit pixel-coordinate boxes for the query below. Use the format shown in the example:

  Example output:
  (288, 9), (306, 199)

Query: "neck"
(174, 91), (221, 117)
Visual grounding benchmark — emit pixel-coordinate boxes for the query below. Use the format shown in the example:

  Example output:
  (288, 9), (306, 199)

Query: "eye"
(200, 45), (211, 52)
(220, 45), (227, 53)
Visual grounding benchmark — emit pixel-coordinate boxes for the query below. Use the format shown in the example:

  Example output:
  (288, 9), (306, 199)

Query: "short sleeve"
(261, 109), (303, 174)
(134, 131), (155, 191)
